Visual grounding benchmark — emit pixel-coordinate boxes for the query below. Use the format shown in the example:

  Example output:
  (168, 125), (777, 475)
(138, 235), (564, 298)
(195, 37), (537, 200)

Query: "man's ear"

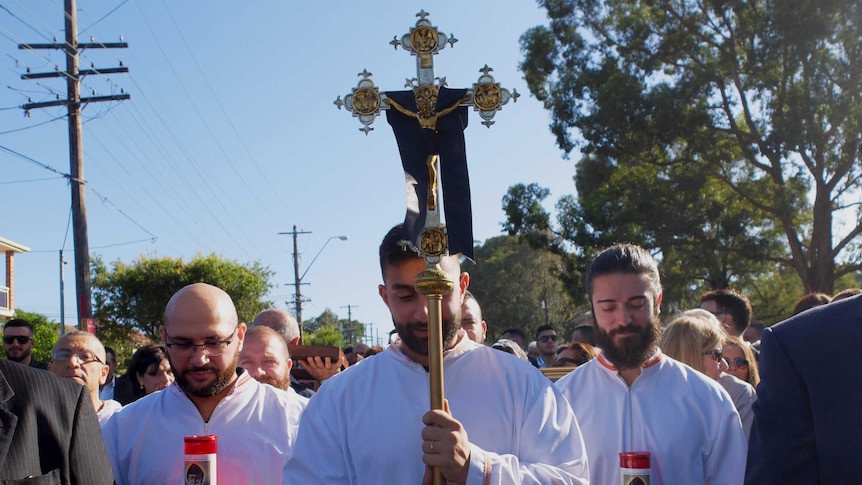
(458, 272), (470, 298)
(235, 323), (247, 352)
(159, 325), (167, 343)
(656, 292), (664, 314)
(100, 363), (109, 385)
(379, 284), (390, 307)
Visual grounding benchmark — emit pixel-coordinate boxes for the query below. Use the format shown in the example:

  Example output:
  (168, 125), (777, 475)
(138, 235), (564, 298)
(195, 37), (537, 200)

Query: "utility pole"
(19, 0), (129, 331)
(278, 225), (311, 334)
(340, 304), (358, 345)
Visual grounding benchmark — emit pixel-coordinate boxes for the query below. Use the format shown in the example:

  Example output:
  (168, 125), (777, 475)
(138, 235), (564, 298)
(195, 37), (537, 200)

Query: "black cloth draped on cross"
(385, 87), (474, 260)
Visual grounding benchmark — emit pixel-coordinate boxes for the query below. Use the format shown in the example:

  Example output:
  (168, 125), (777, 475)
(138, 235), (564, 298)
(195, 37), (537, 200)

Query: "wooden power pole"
(19, 0), (130, 330)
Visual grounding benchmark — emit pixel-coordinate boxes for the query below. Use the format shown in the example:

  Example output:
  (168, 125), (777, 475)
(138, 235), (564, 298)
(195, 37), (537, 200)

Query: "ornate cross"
(335, 9), (518, 262)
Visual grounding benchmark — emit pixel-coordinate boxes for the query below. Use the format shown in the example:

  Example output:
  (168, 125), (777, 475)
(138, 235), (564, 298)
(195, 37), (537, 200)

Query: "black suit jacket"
(746, 294), (862, 484)
(0, 359), (114, 484)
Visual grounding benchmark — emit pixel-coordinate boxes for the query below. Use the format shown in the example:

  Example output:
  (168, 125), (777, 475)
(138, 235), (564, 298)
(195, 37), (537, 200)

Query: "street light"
(280, 226), (348, 341)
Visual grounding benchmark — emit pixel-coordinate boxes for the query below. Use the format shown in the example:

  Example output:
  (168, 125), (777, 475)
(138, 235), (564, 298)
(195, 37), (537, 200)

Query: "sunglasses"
(702, 349), (723, 362)
(3, 336), (32, 345)
(727, 357), (749, 369)
(537, 335), (558, 343)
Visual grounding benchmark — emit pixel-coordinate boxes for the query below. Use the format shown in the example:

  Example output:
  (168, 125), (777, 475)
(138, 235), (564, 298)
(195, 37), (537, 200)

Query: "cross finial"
(416, 10), (430, 21)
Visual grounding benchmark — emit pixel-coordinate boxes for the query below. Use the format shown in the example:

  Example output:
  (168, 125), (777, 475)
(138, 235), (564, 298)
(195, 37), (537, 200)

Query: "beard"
(595, 314), (662, 370)
(5, 347), (30, 363)
(395, 315), (459, 357)
(254, 374), (291, 392)
(173, 353), (239, 398)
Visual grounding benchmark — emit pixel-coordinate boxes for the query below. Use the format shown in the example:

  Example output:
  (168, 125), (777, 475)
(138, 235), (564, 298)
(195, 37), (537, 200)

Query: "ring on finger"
(429, 441), (435, 454)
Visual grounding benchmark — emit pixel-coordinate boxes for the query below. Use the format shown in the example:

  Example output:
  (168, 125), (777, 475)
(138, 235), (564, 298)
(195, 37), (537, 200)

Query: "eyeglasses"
(537, 335), (558, 343)
(703, 349), (723, 362)
(164, 328), (237, 357)
(3, 336), (33, 345)
(727, 357), (749, 369)
(51, 350), (104, 365)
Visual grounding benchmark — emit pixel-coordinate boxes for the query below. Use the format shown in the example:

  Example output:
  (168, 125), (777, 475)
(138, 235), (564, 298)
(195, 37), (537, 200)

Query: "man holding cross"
(283, 224), (589, 484)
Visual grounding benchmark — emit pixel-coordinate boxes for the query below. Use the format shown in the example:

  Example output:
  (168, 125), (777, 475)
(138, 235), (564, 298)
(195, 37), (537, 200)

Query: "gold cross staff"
(335, 11), (517, 484)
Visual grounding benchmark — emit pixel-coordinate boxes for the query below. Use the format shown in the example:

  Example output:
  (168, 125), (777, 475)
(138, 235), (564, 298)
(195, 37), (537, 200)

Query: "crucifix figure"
(334, 11), (517, 485)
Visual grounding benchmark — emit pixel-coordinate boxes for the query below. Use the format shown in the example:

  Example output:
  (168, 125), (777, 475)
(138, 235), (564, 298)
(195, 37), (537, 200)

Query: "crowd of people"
(0, 223), (859, 484)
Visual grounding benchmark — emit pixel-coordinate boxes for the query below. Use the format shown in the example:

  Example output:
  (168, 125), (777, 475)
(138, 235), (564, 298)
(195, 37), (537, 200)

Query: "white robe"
(283, 336), (590, 484)
(556, 350), (747, 485)
(103, 370), (307, 485)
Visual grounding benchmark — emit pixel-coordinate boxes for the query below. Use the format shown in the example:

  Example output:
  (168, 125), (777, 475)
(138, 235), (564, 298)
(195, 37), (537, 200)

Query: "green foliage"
(521, 0), (862, 294)
(305, 324), (344, 347)
(92, 254), (274, 346)
(7, 309), (59, 363)
(466, 235), (583, 342)
(303, 308), (365, 346)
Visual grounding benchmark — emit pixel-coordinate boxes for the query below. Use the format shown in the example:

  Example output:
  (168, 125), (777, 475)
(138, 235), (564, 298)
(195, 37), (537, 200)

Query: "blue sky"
(1, 1), (579, 344)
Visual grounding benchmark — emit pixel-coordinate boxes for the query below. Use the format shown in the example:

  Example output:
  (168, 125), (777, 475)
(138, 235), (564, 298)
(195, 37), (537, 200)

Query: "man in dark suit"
(0, 357), (114, 484)
(746, 294), (862, 484)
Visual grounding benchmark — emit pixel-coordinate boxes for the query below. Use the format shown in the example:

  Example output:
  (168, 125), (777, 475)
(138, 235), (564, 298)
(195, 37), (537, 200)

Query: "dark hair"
(792, 292), (832, 316)
(833, 288), (862, 302)
(128, 345), (170, 399)
(379, 224), (422, 279)
(104, 346), (116, 365)
(534, 324), (556, 340)
(500, 328), (526, 343)
(571, 325), (597, 346)
(701, 289), (753, 334)
(585, 244), (661, 302)
(3, 318), (34, 335)
(555, 342), (599, 367)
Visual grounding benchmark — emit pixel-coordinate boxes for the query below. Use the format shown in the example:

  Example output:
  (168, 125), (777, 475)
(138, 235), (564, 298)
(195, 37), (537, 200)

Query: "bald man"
(49, 331), (122, 426)
(252, 308), (342, 391)
(239, 325), (296, 393)
(103, 283), (307, 485)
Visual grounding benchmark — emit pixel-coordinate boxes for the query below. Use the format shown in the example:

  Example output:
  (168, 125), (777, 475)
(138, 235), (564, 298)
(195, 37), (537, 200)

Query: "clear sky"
(1, 1), (579, 344)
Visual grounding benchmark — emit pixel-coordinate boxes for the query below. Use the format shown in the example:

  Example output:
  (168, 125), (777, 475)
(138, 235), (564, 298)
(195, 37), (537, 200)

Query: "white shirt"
(284, 336), (590, 484)
(556, 350), (746, 485)
(103, 370), (307, 485)
(97, 399), (122, 427)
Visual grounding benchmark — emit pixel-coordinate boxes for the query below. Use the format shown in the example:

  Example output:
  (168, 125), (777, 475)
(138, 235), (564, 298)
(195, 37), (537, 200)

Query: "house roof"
(0, 236), (30, 254)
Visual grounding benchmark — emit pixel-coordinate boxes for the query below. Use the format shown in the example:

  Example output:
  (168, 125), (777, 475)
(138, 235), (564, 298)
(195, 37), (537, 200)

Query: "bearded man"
(284, 224), (589, 484)
(102, 283), (306, 485)
(555, 244), (746, 484)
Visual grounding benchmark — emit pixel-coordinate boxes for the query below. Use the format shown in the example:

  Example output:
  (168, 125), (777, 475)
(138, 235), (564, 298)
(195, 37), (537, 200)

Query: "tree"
(8, 309), (59, 363)
(521, 0), (862, 294)
(466, 235), (582, 341)
(92, 254), (273, 343)
(303, 308), (366, 346)
(305, 324), (344, 347)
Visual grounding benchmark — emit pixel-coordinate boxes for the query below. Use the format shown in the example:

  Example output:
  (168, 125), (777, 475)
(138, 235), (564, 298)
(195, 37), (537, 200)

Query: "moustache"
(610, 325), (641, 336)
(184, 365), (217, 373)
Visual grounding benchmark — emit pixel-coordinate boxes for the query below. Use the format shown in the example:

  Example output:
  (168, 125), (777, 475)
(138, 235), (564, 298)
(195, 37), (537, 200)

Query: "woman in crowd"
(662, 309), (757, 440)
(552, 342), (598, 368)
(119, 345), (174, 404)
(722, 335), (760, 388)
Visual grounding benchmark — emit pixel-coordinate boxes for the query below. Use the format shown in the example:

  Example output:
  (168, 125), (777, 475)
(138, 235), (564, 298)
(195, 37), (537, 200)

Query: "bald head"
(164, 283), (238, 330)
(52, 331), (107, 363)
(252, 309), (300, 345)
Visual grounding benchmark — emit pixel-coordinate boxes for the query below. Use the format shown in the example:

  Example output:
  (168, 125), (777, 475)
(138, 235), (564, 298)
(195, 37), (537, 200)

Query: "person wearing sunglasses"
(722, 335), (760, 388)
(662, 309), (757, 441)
(2, 318), (48, 369)
(48, 331), (122, 426)
(534, 325), (559, 368)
